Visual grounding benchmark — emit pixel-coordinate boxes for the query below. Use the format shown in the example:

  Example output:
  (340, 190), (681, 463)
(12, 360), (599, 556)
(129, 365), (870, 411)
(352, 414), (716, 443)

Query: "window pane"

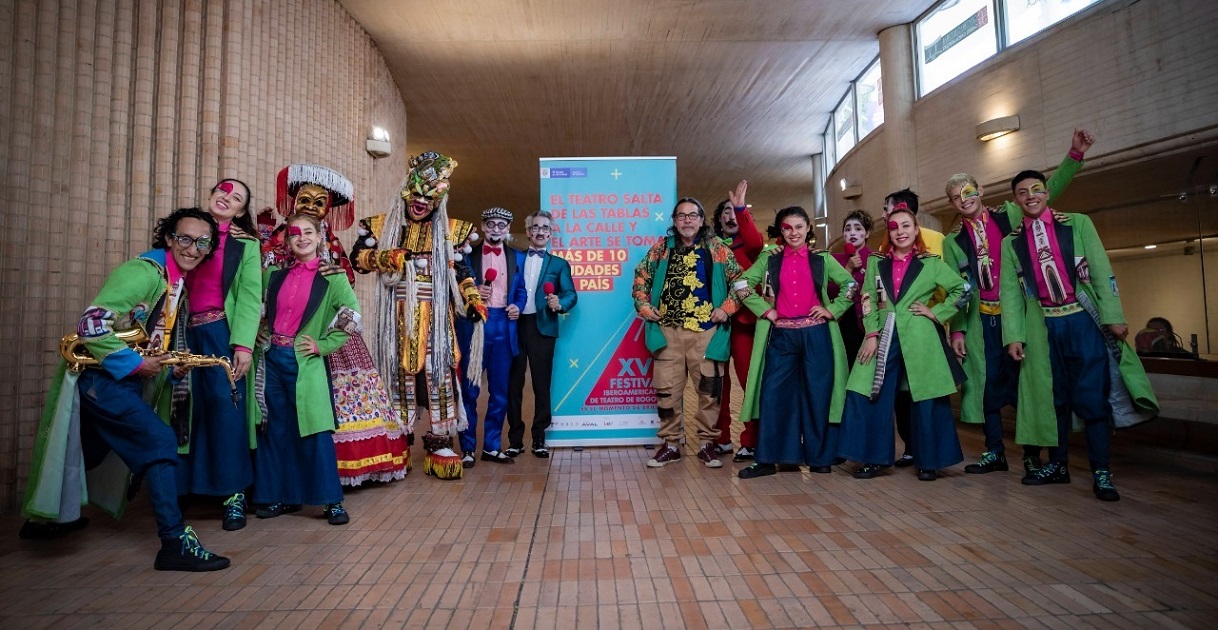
(824, 127), (836, 172)
(856, 59), (884, 138)
(917, 0), (997, 96)
(834, 88), (856, 158)
(1006, 0), (1102, 45)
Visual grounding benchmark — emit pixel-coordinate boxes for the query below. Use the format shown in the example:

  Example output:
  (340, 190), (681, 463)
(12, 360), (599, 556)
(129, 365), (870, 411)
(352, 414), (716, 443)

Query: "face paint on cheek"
(888, 221), (899, 231)
(1029, 182), (1047, 196)
(216, 181), (234, 195)
(781, 223), (796, 232)
(288, 226), (303, 239)
(961, 183), (979, 199)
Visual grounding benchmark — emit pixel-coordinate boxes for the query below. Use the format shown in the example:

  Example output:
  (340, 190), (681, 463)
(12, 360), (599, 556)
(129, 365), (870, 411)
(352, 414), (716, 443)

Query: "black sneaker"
(531, 441), (550, 458)
(481, 450), (514, 464)
(462, 453), (476, 468)
(894, 454), (915, 468)
(738, 463), (776, 479)
(1022, 455), (1043, 482)
(917, 469), (938, 481)
(255, 503), (302, 519)
(505, 446), (524, 458)
(154, 526), (230, 572)
(1021, 461), (1070, 486)
(965, 451), (1009, 474)
(324, 503), (351, 525)
(222, 492), (247, 531)
(1092, 469), (1121, 502)
(732, 446), (755, 462)
(19, 517), (89, 540)
(853, 464), (883, 479)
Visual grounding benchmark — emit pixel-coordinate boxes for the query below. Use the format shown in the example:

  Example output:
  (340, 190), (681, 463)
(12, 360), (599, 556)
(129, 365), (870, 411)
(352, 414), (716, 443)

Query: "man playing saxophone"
(21, 207), (232, 572)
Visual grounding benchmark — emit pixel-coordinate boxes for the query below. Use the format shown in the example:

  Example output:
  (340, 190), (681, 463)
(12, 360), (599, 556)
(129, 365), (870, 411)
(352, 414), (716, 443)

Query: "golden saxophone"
(60, 325), (239, 408)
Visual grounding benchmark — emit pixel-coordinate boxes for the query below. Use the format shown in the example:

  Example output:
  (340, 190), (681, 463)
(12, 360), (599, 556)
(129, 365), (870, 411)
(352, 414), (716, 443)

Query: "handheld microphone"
(484, 268), (498, 284)
(543, 281), (555, 295)
(844, 242), (857, 256)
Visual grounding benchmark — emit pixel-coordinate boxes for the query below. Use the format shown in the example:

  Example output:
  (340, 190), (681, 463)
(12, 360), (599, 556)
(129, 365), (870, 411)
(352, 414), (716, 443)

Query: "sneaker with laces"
(853, 464), (883, 479)
(255, 503), (302, 518)
(738, 463), (776, 479)
(965, 451), (1009, 474)
(1022, 455), (1043, 482)
(1092, 469), (1120, 502)
(154, 526), (231, 572)
(732, 446), (755, 462)
(222, 492), (247, 531)
(1021, 461), (1070, 486)
(696, 442), (723, 468)
(324, 503), (351, 525)
(646, 443), (681, 468)
(715, 442), (734, 455)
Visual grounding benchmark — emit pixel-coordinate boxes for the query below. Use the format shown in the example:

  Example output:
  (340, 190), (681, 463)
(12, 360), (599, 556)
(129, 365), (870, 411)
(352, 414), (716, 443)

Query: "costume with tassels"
(352, 151), (486, 481)
(258, 164), (408, 486)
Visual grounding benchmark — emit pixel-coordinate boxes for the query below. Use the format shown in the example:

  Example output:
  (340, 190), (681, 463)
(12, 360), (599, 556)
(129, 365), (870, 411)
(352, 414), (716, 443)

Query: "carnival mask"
(402, 151), (457, 204)
(294, 184), (331, 219)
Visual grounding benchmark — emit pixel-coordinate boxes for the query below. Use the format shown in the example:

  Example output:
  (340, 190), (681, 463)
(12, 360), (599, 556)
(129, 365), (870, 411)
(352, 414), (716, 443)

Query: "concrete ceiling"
(340, 0), (935, 223)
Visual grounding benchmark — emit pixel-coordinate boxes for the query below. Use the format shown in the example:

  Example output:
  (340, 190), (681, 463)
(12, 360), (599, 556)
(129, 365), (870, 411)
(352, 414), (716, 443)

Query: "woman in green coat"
(838, 208), (968, 481)
(736, 207), (857, 479)
(251, 214), (355, 526)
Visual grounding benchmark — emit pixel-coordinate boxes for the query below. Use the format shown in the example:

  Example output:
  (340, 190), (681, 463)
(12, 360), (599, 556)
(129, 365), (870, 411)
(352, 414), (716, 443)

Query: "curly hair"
(152, 207), (219, 262)
(842, 209), (873, 234)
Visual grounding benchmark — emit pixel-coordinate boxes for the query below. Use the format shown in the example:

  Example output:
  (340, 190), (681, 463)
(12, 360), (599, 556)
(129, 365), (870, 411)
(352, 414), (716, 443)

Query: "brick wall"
(0, 0), (408, 509)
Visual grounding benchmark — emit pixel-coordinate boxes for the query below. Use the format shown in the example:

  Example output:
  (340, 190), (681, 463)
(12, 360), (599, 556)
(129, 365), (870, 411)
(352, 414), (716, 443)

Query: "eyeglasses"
(170, 233), (213, 251)
(674, 212), (703, 221)
(483, 220), (509, 230)
(528, 225), (552, 234)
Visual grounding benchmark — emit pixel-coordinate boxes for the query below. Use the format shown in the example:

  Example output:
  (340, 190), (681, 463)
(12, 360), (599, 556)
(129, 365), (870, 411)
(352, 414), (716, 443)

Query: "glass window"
(823, 126), (836, 173)
(856, 59), (884, 138)
(1006, 0), (1102, 45)
(917, 0), (998, 96)
(833, 88), (857, 158)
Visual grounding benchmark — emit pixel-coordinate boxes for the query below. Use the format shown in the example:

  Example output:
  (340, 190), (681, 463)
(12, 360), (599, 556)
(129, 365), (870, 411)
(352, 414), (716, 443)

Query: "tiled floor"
(2, 382), (1217, 629)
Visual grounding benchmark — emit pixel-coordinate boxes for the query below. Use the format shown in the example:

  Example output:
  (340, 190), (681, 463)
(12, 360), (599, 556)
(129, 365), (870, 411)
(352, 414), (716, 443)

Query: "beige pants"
(653, 326), (723, 444)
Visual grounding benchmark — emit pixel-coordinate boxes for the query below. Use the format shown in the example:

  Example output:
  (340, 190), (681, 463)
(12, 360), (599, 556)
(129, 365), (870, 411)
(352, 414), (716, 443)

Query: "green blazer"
(999, 211), (1159, 446)
(220, 232), (265, 350)
(737, 248), (857, 424)
(942, 154), (1082, 423)
(526, 251), (578, 338)
(845, 252), (967, 401)
(252, 264), (358, 438)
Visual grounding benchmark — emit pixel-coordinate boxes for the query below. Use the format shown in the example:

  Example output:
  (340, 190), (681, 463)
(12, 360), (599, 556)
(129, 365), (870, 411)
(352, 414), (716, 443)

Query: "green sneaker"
(965, 451), (1009, 474)
(155, 526), (231, 572)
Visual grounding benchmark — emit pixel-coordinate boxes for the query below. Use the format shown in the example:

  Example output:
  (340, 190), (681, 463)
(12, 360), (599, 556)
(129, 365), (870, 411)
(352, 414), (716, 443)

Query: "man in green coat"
(1000, 171), (1159, 502)
(943, 129), (1093, 477)
(21, 207), (231, 571)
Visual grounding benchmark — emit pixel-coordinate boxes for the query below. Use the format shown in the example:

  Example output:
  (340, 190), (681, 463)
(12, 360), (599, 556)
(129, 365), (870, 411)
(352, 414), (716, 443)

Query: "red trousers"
(716, 322), (758, 448)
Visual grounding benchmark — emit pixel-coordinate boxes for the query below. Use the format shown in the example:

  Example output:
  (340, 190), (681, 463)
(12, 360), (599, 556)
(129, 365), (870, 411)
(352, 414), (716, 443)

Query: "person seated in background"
(1135, 317), (1188, 355)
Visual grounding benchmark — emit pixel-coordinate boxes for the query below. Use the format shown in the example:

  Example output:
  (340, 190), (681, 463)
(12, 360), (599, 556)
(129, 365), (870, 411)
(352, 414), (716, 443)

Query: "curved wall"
(0, 0), (408, 508)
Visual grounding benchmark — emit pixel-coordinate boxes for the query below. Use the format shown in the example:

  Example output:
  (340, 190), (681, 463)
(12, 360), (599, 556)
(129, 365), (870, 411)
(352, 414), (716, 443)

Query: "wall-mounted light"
(976, 115), (1020, 142)
(841, 184), (862, 199)
(839, 178), (848, 191)
(1144, 244), (1158, 250)
(366, 126), (391, 158)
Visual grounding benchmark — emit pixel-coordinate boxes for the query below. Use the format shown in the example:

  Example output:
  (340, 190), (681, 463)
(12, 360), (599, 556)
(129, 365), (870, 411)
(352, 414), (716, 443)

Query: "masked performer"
(352, 151), (486, 481)
(260, 164), (408, 486)
(21, 207), (230, 571)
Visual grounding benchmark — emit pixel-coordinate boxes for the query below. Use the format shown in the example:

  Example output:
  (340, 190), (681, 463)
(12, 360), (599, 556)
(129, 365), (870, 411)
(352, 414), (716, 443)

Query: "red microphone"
(484, 268), (498, 284)
(543, 281), (555, 295)
(844, 242), (857, 256)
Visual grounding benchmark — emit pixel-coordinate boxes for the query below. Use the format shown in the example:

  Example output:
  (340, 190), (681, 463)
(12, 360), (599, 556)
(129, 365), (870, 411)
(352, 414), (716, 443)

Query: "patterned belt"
(188, 310), (226, 327)
(979, 300), (1002, 316)
(1041, 302), (1083, 318)
(773, 315), (828, 329)
(270, 333), (295, 347)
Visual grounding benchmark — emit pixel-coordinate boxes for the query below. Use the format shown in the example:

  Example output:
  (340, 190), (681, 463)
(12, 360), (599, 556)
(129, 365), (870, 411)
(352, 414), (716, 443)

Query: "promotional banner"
(539, 157), (676, 446)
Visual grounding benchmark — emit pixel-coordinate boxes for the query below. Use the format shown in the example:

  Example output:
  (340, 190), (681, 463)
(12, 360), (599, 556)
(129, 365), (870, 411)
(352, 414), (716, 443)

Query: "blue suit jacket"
(523, 250), (578, 338)
(459, 245), (528, 357)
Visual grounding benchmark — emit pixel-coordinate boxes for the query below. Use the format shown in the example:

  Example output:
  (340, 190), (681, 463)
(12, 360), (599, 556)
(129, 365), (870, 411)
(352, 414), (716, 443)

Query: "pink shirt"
(186, 220), (229, 313)
(482, 247), (508, 308)
(1023, 212), (1076, 307)
(273, 258), (319, 337)
(890, 251), (913, 298)
(775, 245), (822, 318)
(966, 212), (1004, 303)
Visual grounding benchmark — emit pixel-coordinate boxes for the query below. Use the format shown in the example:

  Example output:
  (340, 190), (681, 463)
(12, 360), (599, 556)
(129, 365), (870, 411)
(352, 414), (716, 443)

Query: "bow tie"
(483, 245), (502, 256)
(528, 248), (545, 257)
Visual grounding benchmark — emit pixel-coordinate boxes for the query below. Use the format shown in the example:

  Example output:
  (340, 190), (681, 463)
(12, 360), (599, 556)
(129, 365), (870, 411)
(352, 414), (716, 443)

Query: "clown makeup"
(842, 218), (868, 247)
(293, 184), (331, 219)
(208, 179), (249, 223)
(407, 197), (436, 222)
(780, 217), (809, 249)
(888, 211), (918, 256)
(1013, 177), (1050, 217)
(482, 218), (510, 244)
(718, 203), (739, 237)
(949, 182), (983, 217)
(287, 217), (321, 262)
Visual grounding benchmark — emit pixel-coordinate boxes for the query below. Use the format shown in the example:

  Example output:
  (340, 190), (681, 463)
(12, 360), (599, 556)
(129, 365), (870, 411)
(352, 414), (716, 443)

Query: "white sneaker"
(715, 442), (734, 455)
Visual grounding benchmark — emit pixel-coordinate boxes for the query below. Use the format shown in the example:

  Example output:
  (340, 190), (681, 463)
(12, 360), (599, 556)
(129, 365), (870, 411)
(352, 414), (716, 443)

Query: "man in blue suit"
(506, 211), (578, 458)
(457, 207), (527, 466)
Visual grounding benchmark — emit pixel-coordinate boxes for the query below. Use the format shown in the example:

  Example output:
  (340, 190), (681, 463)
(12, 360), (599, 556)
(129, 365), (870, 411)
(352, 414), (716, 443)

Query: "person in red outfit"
(710, 180), (765, 461)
